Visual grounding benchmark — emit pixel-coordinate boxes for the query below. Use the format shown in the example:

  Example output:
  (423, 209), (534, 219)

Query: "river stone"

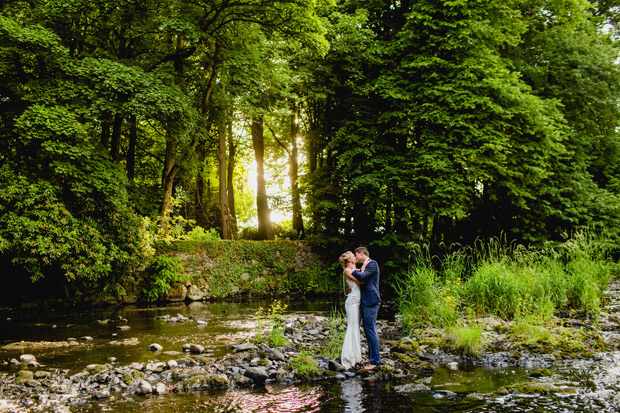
(244, 367), (269, 383)
(171, 367), (207, 380)
(234, 342), (257, 352)
(187, 285), (204, 301)
(20, 354), (36, 364)
(166, 283), (187, 302)
(391, 337), (420, 353)
(15, 370), (34, 385)
(190, 344), (205, 354)
(447, 362), (458, 370)
(136, 380), (153, 395)
(33, 371), (51, 379)
(149, 343), (163, 351)
(146, 362), (167, 373)
(328, 359), (345, 372)
(230, 373), (252, 387)
(116, 325), (131, 331)
(154, 382), (168, 395)
(123, 295), (138, 304)
(196, 320), (207, 326)
(394, 382), (432, 393)
(183, 374), (229, 391)
(268, 349), (286, 362)
(93, 390), (110, 399)
(167, 360), (178, 369)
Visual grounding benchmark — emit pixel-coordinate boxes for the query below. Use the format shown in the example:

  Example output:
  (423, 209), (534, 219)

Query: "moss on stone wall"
(134, 240), (338, 302)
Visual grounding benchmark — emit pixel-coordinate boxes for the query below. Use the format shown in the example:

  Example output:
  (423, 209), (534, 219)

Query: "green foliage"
(396, 233), (617, 333)
(320, 308), (347, 359)
(290, 351), (322, 379)
(444, 324), (485, 357)
(143, 255), (190, 302)
(252, 300), (289, 347)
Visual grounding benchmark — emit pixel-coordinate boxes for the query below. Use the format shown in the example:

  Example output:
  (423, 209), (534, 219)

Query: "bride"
(339, 251), (367, 369)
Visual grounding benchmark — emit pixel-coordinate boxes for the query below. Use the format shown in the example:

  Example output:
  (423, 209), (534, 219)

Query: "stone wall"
(114, 240), (336, 304)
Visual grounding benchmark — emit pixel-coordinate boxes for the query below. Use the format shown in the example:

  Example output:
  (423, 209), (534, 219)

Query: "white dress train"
(341, 276), (362, 369)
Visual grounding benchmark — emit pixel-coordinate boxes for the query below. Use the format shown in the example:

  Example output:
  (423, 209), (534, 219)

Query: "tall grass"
(396, 231), (616, 332)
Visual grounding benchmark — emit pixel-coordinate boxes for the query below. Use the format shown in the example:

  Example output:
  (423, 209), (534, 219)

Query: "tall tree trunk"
(290, 111), (304, 238)
(160, 137), (178, 238)
(127, 115), (137, 182)
(252, 116), (273, 240)
(195, 140), (209, 228)
(227, 120), (237, 232)
(110, 114), (123, 163)
(218, 114), (233, 239)
(100, 121), (110, 149)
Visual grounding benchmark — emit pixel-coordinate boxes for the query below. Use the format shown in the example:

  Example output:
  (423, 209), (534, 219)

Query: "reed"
(395, 231), (616, 333)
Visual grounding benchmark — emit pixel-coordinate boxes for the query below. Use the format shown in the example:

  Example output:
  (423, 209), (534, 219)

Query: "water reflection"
(200, 385), (326, 412)
(341, 379), (364, 412)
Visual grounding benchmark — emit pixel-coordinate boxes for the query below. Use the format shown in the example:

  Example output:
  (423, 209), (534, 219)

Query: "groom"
(351, 246), (381, 370)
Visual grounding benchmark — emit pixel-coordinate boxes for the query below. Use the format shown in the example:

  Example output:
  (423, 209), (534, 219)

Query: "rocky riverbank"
(2, 282), (620, 412)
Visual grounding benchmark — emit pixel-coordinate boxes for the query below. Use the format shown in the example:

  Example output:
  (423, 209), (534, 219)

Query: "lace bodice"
(344, 272), (360, 298)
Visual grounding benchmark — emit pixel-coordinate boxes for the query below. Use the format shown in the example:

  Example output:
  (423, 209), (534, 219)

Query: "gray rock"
(167, 360), (178, 369)
(328, 359), (345, 372)
(235, 342), (257, 352)
(196, 320), (207, 326)
(187, 285), (204, 301)
(149, 343), (163, 352)
(268, 349), (286, 362)
(93, 390), (110, 399)
(171, 367), (207, 380)
(80, 336), (93, 341)
(395, 382), (432, 393)
(190, 344), (205, 354)
(166, 283), (187, 302)
(136, 380), (153, 395)
(183, 374), (229, 391)
(154, 382), (168, 395)
(244, 366), (269, 383)
(116, 325), (131, 331)
(20, 354), (36, 364)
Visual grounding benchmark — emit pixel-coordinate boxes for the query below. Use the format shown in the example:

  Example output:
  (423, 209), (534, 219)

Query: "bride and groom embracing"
(339, 247), (381, 371)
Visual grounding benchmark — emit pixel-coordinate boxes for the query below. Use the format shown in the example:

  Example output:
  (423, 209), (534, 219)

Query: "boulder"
(244, 366), (269, 384)
(166, 283), (187, 302)
(190, 344), (205, 354)
(234, 342), (257, 352)
(149, 343), (163, 352)
(136, 380), (153, 395)
(183, 374), (229, 391)
(187, 285), (204, 301)
(154, 382), (168, 395)
(19, 354), (36, 364)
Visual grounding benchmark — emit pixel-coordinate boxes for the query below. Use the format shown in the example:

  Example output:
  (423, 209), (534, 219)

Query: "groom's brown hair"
(354, 246), (369, 256)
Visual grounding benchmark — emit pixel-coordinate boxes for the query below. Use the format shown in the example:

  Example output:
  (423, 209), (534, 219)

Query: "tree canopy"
(2, 0), (620, 289)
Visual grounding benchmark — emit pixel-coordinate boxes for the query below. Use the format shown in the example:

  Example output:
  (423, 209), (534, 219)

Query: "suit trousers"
(361, 301), (381, 365)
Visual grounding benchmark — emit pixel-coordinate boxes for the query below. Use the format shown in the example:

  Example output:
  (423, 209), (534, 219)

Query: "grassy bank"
(395, 232), (618, 355)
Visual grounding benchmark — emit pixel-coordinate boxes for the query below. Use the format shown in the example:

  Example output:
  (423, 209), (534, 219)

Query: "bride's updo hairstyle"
(339, 251), (355, 268)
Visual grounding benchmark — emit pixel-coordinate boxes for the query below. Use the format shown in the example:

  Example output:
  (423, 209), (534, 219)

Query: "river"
(1, 298), (619, 412)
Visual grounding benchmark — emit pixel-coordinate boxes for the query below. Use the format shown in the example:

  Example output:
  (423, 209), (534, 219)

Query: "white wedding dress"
(341, 275), (362, 369)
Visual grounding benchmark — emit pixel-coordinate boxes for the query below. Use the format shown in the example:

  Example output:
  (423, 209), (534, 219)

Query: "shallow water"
(1, 299), (619, 412)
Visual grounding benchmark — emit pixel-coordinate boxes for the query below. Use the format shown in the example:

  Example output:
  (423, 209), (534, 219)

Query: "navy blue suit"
(352, 259), (381, 366)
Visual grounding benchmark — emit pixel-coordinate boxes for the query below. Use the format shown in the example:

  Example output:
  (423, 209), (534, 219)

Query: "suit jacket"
(352, 259), (380, 306)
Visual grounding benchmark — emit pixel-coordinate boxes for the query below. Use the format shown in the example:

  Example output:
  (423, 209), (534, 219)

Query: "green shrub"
(290, 351), (322, 378)
(321, 308), (347, 359)
(143, 255), (189, 302)
(444, 324), (485, 357)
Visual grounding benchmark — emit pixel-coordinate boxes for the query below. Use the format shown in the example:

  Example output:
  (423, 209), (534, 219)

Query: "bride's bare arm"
(344, 268), (361, 283)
